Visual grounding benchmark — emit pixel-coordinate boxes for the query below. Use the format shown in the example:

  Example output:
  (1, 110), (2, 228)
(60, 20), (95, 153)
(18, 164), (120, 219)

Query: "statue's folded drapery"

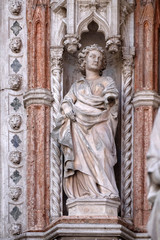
(53, 76), (119, 198)
(147, 108), (160, 239)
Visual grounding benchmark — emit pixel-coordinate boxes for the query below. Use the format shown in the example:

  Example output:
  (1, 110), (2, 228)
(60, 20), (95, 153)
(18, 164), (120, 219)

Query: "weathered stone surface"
(67, 198), (120, 217)
(26, 0), (51, 230)
(133, 1), (156, 231)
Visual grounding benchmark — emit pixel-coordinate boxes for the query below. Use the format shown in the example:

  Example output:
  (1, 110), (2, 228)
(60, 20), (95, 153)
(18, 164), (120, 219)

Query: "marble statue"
(147, 107), (160, 239)
(53, 44), (119, 200)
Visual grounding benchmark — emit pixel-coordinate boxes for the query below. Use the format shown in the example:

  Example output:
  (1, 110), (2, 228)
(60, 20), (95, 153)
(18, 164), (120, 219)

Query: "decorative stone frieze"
(9, 115), (22, 130)
(0, 0), (27, 238)
(64, 34), (81, 54)
(9, 37), (22, 53)
(9, 151), (22, 165)
(106, 36), (121, 54)
(9, 74), (22, 90)
(9, 0), (22, 15)
(9, 223), (21, 235)
(23, 89), (53, 107)
(133, 91), (160, 108)
(9, 187), (22, 201)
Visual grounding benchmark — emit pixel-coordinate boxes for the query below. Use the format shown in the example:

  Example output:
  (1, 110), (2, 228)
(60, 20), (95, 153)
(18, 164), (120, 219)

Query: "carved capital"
(133, 90), (160, 108)
(9, 37), (22, 53)
(122, 46), (135, 59)
(51, 47), (63, 72)
(64, 34), (81, 54)
(9, 187), (22, 201)
(23, 88), (53, 107)
(122, 58), (134, 78)
(9, 0), (22, 15)
(9, 223), (21, 235)
(9, 74), (22, 90)
(122, 47), (135, 78)
(106, 36), (121, 54)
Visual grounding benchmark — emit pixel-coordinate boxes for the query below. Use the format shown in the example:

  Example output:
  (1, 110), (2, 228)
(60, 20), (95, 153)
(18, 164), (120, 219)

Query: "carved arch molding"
(50, 0), (135, 223)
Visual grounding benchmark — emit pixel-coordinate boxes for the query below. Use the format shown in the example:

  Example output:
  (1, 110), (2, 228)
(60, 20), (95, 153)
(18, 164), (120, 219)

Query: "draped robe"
(53, 76), (119, 199)
(147, 108), (160, 239)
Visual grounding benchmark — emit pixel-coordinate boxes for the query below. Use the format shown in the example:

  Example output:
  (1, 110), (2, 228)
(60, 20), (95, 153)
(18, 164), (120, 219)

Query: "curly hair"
(78, 44), (107, 76)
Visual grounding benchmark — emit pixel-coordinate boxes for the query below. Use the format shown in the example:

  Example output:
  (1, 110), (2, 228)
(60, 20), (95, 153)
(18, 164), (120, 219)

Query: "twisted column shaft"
(122, 56), (134, 223)
(50, 47), (63, 218)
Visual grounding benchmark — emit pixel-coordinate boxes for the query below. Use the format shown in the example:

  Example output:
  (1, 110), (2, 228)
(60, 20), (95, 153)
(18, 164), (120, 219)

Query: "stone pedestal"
(67, 198), (120, 217)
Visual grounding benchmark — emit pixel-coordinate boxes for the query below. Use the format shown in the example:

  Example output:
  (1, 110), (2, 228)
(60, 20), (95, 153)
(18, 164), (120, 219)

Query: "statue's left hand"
(65, 110), (76, 121)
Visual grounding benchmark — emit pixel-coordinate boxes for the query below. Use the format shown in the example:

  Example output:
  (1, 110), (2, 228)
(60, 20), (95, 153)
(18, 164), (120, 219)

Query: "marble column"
(121, 48), (135, 224)
(133, 0), (160, 230)
(50, 47), (63, 219)
(24, 0), (52, 230)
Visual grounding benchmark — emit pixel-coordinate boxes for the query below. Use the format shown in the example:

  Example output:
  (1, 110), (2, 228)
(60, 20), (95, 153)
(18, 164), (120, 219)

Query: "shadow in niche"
(62, 21), (122, 216)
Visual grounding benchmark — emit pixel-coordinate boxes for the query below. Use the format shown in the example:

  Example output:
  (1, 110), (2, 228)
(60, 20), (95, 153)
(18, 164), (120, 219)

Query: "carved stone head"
(78, 44), (107, 76)
(9, 0), (22, 15)
(64, 35), (81, 54)
(9, 115), (22, 130)
(9, 37), (22, 53)
(9, 151), (21, 164)
(10, 223), (21, 235)
(9, 186), (22, 201)
(106, 36), (121, 54)
(9, 74), (22, 90)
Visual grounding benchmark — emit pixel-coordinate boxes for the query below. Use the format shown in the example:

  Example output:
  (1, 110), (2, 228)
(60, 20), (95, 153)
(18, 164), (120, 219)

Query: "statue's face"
(86, 50), (103, 73)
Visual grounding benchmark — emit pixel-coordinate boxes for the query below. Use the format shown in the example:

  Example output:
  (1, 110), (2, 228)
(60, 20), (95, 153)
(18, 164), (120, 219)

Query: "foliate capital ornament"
(9, 0), (22, 15)
(9, 223), (21, 235)
(9, 37), (22, 53)
(106, 36), (121, 54)
(9, 186), (22, 201)
(122, 47), (135, 77)
(9, 74), (22, 90)
(9, 151), (22, 164)
(9, 115), (22, 130)
(64, 35), (81, 54)
(121, 0), (134, 25)
(51, 47), (63, 72)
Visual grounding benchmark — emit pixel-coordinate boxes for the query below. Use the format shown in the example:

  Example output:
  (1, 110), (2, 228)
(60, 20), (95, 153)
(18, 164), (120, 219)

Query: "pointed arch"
(77, 11), (110, 40)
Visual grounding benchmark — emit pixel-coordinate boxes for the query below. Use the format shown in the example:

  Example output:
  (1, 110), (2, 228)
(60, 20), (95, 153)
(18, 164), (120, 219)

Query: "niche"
(62, 21), (122, 215)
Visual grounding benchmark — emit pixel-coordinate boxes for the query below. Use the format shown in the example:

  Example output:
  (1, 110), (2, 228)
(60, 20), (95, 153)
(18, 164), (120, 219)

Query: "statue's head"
(78, 44), (107, 76)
